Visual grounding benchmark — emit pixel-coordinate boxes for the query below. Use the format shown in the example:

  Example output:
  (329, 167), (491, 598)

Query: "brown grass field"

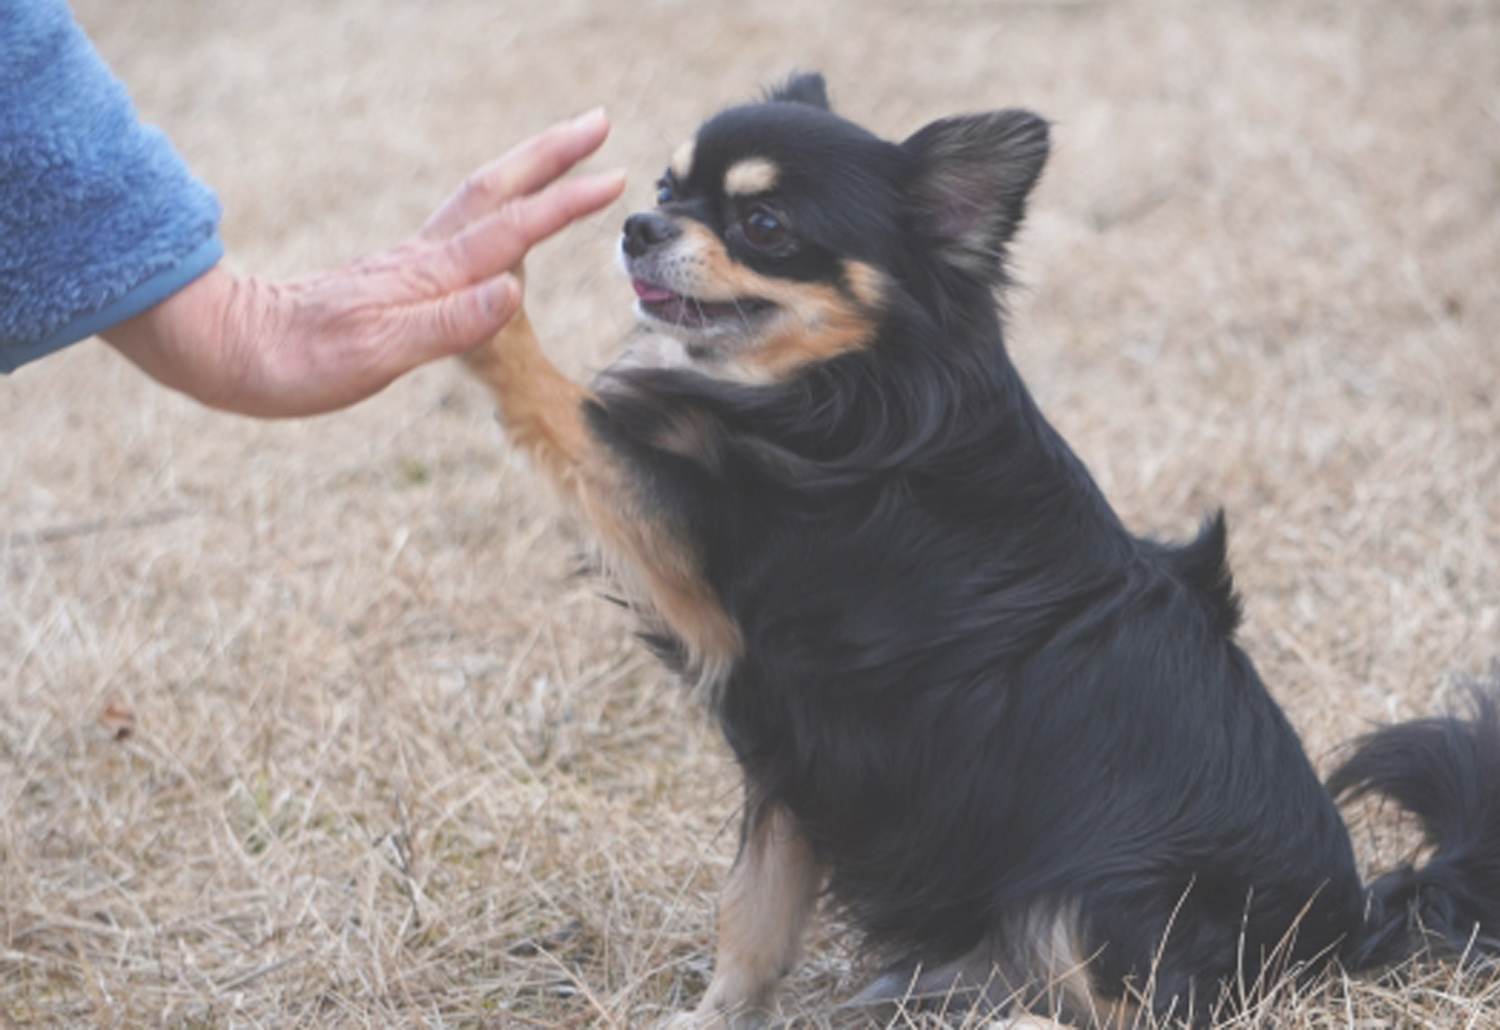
(4, 0), (1500, 1025)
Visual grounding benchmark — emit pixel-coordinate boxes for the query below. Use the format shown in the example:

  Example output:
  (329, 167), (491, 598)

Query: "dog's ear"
(766, 72), (830, 111)
(902, 110), (1049, 280)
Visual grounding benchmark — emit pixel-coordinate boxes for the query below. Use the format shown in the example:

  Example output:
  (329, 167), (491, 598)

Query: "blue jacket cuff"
(0, 236), (224, 373)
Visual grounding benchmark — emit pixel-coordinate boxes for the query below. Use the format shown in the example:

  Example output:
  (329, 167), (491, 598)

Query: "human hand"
(103, 110), (625, 417)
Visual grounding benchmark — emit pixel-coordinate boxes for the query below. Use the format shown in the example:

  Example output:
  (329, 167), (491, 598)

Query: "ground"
(3, 0), (1499, 1026)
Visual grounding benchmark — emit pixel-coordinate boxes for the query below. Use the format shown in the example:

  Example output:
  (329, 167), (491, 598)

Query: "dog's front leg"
(673, 804), (823, 1029)
(462, 286), (596, 498)
(464, 287), (740, 671)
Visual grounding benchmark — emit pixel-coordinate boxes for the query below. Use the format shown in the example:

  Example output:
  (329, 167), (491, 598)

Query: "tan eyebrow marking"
(670, 140), (696, 181)
(724, 157), (780, 197)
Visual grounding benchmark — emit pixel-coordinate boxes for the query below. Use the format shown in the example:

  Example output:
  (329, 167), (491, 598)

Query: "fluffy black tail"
(1327, 689), (1500, 969)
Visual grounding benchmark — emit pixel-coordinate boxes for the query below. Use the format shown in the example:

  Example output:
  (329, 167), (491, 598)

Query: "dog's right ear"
(766, 72), (830, 111)
(902, 109), (1050, 282)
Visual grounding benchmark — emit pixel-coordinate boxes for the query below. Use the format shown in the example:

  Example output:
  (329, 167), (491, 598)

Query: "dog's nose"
(621, 213), (679, 258)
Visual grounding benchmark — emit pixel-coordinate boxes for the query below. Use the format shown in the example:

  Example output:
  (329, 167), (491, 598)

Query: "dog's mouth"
(632, 278), (775, 332)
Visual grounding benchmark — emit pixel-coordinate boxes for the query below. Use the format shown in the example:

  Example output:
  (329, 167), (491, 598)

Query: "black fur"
(1329, 691), (1500, 969)
(593, 80), (1500, 1023)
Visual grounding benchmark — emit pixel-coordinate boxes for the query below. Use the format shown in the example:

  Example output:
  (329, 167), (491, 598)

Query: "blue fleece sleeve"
(0, 0), (223, 372)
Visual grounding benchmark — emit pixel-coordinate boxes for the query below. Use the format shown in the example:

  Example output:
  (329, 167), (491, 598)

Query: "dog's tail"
(1327, 688), (1500, 970)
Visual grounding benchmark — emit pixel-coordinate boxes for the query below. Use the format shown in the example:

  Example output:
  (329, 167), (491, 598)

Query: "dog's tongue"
(632, 278), (676, 304)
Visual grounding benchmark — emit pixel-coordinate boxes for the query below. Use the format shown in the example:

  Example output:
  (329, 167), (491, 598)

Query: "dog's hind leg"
(851, 905), (1137, 1029)
(671, 804), (823, 1028)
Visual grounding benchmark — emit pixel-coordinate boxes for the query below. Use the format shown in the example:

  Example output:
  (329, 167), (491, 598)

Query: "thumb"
(403, 274), (521, 361)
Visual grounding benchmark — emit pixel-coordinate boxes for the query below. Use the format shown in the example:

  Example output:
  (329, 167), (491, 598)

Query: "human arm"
(0, 0), (221, 371)
(102, 114), (624, 417)
(1, 1), (625, 416)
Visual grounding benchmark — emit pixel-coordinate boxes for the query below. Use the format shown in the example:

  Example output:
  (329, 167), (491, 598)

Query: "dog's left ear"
(902, 110), (1050, 280)
(766, 72), (830, 110)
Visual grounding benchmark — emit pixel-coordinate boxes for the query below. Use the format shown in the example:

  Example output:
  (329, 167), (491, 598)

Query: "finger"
(419, 109), (612, 242)
(385, 274), (523, 369)
(439, 168), (627, 285)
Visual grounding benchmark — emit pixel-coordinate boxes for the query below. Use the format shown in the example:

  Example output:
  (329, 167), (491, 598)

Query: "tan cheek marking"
(748, 289), (874, 380)
(669, 223), (878, 381)
(724, 157), (780, 197)
(670, 140), (695, 182)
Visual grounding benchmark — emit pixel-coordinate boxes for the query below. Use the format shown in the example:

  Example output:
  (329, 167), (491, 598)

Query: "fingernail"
(571, 107), (607, 130)
(482, 274), (520, 320)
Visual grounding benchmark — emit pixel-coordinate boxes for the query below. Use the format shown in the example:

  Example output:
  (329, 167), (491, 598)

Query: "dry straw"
(3, 0), (1498, 1025)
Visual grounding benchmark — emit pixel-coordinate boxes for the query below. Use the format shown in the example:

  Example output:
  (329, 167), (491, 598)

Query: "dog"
(464, 74), (1500, 1027)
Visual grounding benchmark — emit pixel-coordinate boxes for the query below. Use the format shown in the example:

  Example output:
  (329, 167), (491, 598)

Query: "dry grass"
(3, 0), (1499, 1025)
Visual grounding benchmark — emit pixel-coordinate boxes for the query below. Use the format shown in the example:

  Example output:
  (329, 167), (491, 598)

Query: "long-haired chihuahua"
(464, 75), (1500, 1027)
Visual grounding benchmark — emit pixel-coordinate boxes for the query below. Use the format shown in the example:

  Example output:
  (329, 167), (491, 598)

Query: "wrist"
(102, 265), (259, 412)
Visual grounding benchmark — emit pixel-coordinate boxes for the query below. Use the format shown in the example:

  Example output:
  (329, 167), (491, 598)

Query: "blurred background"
(2, 0), (1497, 1024)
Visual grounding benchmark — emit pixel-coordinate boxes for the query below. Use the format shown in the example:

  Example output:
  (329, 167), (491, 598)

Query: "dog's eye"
(742, 207), (788, 250)
(655, 177), (675, 205)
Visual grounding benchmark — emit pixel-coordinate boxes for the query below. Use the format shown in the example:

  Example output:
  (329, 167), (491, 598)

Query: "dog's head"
(619, 73), (1050, 382)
